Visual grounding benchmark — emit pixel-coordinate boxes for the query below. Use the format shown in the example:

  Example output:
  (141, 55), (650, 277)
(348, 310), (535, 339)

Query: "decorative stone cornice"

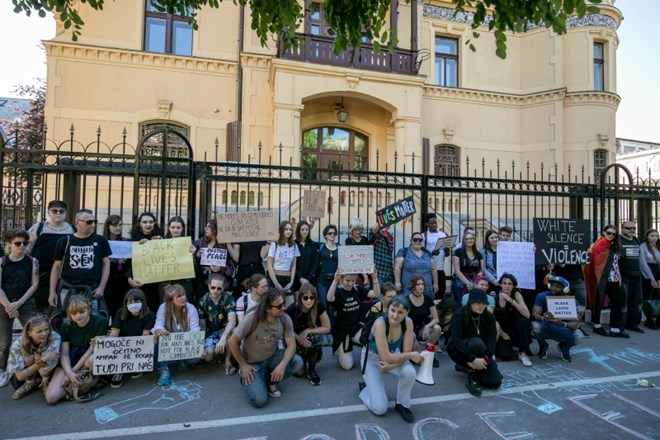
(44, 41), (238, 76)
(424, 86), (566, 107)
(240, 53), (272, 69)
(564, 91), (621, 109)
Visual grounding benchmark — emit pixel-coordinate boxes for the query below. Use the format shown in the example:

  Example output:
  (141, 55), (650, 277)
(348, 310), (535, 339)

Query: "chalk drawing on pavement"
(476, 411), (534, 440)
(412, 417), (459, 440)
(354, 423), (389, 440)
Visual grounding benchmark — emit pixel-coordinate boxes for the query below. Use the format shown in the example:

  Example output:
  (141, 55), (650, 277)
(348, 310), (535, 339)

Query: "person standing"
(640, 229), (660, 330)
(293, 221), (319, 293)
(619, 221), (644, 333)
(368, 223), (395, 286)
(423, 214), (449, 298)
(48, 209), (111, 316)
(27, 200), (75, 313)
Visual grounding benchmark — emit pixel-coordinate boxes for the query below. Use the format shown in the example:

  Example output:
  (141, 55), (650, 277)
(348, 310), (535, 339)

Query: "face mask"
(127, 302), (143, 314)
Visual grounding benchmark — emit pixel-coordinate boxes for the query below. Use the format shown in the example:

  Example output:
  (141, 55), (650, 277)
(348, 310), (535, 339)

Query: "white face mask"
(127, 302), (143, 314)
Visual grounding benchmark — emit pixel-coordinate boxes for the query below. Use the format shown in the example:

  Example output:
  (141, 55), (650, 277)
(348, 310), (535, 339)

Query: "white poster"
(200, 247), (227, 267)
(157, 331), (205, 362)
(496, 241), (536, 290)
(93, 336), (154, 375)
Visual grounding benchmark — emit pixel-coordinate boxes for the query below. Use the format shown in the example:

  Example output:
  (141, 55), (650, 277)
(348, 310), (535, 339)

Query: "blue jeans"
(532, 322), (576, 349)
(0, 300), (35, 369)
(240, 349), (303, 408)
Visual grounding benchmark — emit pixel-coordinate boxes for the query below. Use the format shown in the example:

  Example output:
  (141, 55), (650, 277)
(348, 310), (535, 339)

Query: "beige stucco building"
(42, 0), (622, 180)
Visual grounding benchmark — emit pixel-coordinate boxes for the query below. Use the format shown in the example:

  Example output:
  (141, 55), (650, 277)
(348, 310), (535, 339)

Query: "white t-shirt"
(267, 242), (300, 271)
(236, 293), (260, 318)
(424, 230), (447, 270)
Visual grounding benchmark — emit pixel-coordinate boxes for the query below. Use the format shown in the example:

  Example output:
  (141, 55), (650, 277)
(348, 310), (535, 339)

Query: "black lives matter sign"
(533, 218), (590, 265)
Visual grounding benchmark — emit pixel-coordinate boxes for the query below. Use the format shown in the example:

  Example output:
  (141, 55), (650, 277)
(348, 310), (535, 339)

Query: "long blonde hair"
(20, 315), (53, 354)
(162, 284), (189, 332)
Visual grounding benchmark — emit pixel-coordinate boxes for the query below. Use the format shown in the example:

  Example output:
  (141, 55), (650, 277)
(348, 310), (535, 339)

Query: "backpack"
(358, 312), (407, 374)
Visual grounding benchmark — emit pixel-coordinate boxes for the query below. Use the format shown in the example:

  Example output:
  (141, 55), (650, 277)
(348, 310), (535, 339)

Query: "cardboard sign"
(338, 245), (374, 274)
(375, 196), (416, 228)
(302, 190), (326, 218)
(157, 331), (205, 362)
(533, 218), (591, 265)
(131, 237), (196, 284)
(108, 240), (132, 259)
(434, 235), (457, 251)
(216, 210), (279, 243)
(200, 247), (227, 267)
(496, 241), (536, 290)
(93, 336), (154, 375)
(546, 295), (578, 319)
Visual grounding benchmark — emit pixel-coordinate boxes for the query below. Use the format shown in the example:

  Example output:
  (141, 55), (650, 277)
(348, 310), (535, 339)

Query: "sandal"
(224, 364), (237, 376)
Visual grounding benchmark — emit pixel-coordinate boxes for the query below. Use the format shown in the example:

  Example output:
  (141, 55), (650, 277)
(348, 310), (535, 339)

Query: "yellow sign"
(131, 237), (195, 284)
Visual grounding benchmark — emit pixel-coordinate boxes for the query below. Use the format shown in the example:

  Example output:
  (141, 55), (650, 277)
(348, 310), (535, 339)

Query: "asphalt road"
(2, 328), (659, 440)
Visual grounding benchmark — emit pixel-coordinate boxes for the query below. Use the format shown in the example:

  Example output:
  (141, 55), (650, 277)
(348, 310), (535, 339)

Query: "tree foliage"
(12, 0), (601, 58)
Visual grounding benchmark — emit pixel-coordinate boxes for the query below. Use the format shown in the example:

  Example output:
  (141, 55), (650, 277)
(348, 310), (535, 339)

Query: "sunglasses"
(209, 286), (222, 290)
(326, 232), (337, 236)
(411, 238), (423, 242)
(78, 219), (98, 225)
(623, 226), (636, 230)
(271, 302), (286, 309)
(13, 241), (29, 246)
(49, 209), (66, 214)
(302, 296), (316, 301)
(604, 231), (616, 236)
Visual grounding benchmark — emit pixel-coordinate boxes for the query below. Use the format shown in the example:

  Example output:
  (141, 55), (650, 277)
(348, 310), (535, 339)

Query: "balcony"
(278, 34), (420, 76)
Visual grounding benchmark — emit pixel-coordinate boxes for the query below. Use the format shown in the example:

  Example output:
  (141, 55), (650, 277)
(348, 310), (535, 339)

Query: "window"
(308, 2), (331, 36)
(594, 149), (608, 183)
(434, 144), (460, 176)
(302, 127), (369, 178)
(434, 37), (458, 87)
(145, 2), (193, 56)
(593, 43), (604, 91)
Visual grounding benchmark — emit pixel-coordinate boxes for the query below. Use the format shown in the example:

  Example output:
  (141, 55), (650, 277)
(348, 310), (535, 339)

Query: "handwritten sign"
(157, 331), (205, 361)
(93, 336), (154, 375)
(546, 296), (578, 319)
(131, 237), (195, 284)
(435, 235), (457, 251)
(533, 218), (591, 265)
(375, 196), (416, 228)
(108, 240), (132, 259)
(497, 241), (536, 289)
(302, 189), (326, 218)
(200, 247), (227, 267)
(338, 245), (374, 274)
(216, 210), (279, 243)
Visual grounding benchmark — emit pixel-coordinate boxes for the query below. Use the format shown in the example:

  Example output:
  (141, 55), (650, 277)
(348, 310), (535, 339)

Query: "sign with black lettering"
(533, 218), (590, 265)
(200, 247), (227, 267)
(93, 336), (154, 375)
(157, 331), (205, 362)
(131, 237), (196, 284)
(338, 245), (374, 274)
(302, 190), (326, 218)
(546, 295), (578, 319)
(216, 210), (279, 243)
(375, 196), (416, 228)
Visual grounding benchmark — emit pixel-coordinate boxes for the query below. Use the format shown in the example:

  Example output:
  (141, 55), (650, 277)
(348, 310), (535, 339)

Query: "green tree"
(12, 0), (601, 58)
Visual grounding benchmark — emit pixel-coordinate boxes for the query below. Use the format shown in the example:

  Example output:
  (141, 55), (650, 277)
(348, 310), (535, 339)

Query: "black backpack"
(358, 312), (407, 374)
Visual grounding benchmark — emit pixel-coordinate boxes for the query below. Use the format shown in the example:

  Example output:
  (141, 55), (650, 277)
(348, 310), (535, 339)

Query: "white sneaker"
(0, 370), (9, 387)
(519, 353), (533, 367)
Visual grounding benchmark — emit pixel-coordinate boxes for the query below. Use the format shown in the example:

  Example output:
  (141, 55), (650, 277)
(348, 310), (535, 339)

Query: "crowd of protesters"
(1, 202), (658, 423)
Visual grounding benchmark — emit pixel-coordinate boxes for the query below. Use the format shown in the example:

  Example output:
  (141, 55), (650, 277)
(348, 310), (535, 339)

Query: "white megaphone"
(415, 343), (435, 386)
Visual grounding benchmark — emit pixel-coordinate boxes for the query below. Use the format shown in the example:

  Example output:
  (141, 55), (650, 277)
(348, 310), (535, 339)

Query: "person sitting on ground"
(493, 273), (533, 367)
(365, 282), (398, 317)
(405, 274), (442, 367)
(45, 296), (108, 404)
(108, 288), (155, 388)
(6, 314), (61, 400)
(448, 289), (502, 397)
(228, 289), (304, 408)
(285, 283), (330, 386)
(152, 284), (201, 386)
(532, 275), (582, 363)
(359, 295), (422, 424)
(197, 274), (237, 376)
(436, 296), (457, 349)
(236, 273), (269, 324)
(328, 270), (380, 370)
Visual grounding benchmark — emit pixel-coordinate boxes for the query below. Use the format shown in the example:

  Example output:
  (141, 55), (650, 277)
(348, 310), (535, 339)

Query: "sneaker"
(394, 403), (415, 423)
(12, 379), (36, 400)
(558, 343), (572, 362)
(0, 370), (8, 388)
(625, 326), (645, 334)
(267, 383), (281, 398)
(537, 342), (549, 359)
(466, 374), (482, 397)
(131, 372), (144, 379)
(593, 326), (610, 337)
(157, 370), (171, 386)
(110, 374), (123, 389)
(307, 371), (321, 386)
(609, 330), (630, 338)
(519, 353), (533, 367)
(578, 327), (590, 338)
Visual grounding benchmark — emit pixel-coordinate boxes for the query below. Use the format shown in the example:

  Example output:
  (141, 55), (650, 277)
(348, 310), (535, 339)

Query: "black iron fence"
(1, 127), (658, 251)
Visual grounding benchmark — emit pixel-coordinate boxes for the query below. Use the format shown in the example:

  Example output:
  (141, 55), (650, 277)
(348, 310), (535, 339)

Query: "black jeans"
(448, 337), (502, 389)
(622, 273), (642, 328)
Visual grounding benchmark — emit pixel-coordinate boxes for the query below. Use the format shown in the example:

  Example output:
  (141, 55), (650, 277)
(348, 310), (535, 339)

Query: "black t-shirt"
(407, 293), (435, 330)
(1, 256), (34, 301)
(112, 309), (156, 337)
(331, 286), (369, 330)
(453, 247), (483, 275)
(238, 241), (267, 266)
(54, 234), (112, 287)
(286, 302), (327, 334)
(60, 314), (108, 348)
(619, 236), (641, 276)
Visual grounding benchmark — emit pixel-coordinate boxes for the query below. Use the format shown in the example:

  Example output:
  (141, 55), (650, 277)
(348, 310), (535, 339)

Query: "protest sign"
(497, 241), (536, 290)
(434, 235), (457, 251)
(338, 245), (374, 274)
(131, 237), (195, 284)
(200, 247), (227, 267)
(109, 240), (132, 259)
(216, 210), (279, 243)
(533, 218), (591, 265)
(93, 336), (154, 375)
(375, 196), (416, 228)
(302, 190), (326, 218)
(546, 296), (578, 319)
(157, 331), (205, 362)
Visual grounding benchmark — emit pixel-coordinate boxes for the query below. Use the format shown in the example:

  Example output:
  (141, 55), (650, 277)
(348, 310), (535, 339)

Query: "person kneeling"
(359, 295), (421, 423)
(448, 289), (502, 397)
(228, 289), (304, 408)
